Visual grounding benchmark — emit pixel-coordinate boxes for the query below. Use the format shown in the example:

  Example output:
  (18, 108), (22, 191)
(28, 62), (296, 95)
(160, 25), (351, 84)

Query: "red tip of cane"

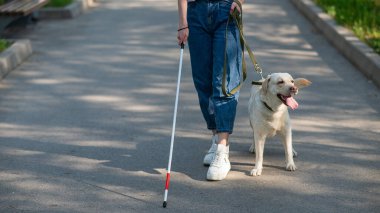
(165, 173), (170, 190)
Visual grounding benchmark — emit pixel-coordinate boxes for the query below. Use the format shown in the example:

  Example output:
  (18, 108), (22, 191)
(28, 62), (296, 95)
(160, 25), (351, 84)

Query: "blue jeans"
(187, 0), (242, 134)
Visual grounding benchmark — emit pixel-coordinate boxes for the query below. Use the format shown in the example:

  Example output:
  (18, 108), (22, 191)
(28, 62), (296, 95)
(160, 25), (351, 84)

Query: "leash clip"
(254, 63), (264, 80)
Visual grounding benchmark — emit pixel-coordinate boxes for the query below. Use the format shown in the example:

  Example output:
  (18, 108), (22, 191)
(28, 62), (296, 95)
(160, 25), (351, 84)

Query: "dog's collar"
(262, 101), (274, 112)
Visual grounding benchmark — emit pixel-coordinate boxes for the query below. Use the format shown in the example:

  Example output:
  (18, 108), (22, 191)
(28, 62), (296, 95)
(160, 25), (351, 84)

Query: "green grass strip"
(314, 0), (380, 54)
(45, 0), (74, 8)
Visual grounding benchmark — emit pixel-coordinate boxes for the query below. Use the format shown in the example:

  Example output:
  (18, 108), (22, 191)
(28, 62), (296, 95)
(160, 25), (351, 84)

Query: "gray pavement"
(0, 0), (379, 212)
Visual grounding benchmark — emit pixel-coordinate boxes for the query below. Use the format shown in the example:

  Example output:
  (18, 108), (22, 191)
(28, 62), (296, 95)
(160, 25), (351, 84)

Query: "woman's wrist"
(178, 21), (188, 30)
(178, 26), (189, 31)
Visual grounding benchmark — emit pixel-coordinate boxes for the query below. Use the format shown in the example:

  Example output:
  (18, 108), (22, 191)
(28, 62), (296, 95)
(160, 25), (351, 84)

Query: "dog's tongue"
(285, 97), (299, 110)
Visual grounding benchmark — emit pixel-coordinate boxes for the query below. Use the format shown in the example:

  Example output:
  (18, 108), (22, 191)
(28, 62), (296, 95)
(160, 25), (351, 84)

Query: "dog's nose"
(290, 86), (297, 92)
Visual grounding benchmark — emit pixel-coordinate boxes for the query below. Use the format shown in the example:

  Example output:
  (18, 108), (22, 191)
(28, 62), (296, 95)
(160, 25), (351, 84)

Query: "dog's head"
(261, 73), (311, 110)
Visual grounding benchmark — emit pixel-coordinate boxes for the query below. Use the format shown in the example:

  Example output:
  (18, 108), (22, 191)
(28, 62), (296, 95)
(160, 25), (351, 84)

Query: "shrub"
(315, 0), (380, 54)
(0, 39), (11, 52)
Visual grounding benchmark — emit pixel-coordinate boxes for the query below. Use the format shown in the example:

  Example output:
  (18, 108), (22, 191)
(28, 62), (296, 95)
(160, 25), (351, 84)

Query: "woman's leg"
(207, 0), (242, 181)
(212, 0), (242, 137)
(188, 0), (220, 166)
(187, 0), (216, 132)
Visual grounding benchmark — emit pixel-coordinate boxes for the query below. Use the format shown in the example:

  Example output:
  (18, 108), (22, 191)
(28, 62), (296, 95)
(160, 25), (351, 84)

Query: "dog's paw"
(250, 168), (262, 176)
(249, 144), (255, 153)
(286, 162), (297, 171)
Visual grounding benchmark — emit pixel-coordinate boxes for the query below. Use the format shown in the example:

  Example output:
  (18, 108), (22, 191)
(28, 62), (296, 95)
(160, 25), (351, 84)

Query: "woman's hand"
(230, 0), (243, 14)
(177, 27), (189, 46)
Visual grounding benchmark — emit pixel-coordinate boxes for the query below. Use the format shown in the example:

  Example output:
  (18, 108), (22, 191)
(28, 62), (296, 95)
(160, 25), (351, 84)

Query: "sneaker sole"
(206, 173), (228, 181)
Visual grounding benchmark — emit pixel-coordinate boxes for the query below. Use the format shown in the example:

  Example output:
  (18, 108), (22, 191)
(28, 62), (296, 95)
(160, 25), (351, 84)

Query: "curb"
(0, 40), (32, 80)
(291, 0), (380, 88)
(38, 0), (95, 19)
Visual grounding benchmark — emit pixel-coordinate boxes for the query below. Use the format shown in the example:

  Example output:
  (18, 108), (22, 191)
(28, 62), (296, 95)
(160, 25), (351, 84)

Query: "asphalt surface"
(0, 0), (379, 212)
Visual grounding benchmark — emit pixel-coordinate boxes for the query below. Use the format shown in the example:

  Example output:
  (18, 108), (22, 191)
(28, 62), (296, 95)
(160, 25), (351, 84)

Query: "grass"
(314, 0), (380, 55)
(45, 0), (74, 8)
(0, 39), (11, 52)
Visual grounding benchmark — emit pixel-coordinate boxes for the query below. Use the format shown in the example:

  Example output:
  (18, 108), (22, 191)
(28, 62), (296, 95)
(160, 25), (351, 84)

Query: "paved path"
(0, 0), (379, 212)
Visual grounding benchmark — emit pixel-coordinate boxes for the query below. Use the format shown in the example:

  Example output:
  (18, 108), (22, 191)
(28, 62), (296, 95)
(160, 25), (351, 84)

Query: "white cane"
(163, 43), (184, 208)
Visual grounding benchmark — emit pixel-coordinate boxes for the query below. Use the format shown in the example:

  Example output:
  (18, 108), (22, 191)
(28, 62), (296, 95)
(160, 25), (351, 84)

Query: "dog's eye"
(277, 80), (284, 85)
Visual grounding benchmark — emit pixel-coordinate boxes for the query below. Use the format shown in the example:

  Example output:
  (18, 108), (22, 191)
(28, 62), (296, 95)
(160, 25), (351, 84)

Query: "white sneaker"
(206, 144), (231, 181)
(203, 135), (218, 166)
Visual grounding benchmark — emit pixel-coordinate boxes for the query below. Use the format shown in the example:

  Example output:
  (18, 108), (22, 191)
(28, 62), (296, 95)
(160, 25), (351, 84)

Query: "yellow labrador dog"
(248, 73), (311, 176)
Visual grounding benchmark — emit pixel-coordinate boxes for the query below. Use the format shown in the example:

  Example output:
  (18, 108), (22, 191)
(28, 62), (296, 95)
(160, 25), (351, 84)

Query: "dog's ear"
(261, 76), (271, 95)
(294, 78), (312, 89)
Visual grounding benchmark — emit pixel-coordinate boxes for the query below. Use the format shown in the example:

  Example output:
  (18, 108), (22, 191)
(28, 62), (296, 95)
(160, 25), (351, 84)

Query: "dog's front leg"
(249, 120), (255, 153)
(280, 128), (297, 171)
(250, 132), (266, 176)
(249, 131), (255, 153)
